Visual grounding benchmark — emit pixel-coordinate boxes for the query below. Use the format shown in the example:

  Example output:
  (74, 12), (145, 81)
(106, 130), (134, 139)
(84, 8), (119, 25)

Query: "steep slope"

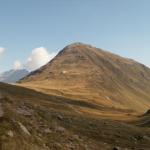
(20, 43), (150, 112)
(0, 69), (29, 83)
(0, 82), (150, 150)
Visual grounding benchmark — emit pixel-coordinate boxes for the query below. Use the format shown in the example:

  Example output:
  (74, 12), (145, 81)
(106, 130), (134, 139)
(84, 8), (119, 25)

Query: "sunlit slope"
(20, 43), (150, 112)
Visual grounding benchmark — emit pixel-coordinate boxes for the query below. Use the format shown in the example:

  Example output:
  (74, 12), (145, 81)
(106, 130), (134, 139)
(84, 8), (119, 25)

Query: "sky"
(0, 0), (150, 72)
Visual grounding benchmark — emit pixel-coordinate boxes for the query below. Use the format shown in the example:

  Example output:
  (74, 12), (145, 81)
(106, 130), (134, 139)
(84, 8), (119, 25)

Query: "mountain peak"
(60, 42), (96, 54)
(66, 42), (92, 48)
(20, 43), (150, 112)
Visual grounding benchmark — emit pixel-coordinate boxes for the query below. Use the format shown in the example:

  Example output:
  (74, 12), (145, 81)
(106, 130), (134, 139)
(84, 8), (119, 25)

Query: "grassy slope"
(0, 83), (150, 150)
(20, 43), (150, 113)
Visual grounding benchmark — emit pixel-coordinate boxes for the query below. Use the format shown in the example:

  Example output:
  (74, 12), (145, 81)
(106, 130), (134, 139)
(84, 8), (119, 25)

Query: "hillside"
(0, 69), (29, 83)
(0, 82), (150, 150)
(20, 43), (150, 112)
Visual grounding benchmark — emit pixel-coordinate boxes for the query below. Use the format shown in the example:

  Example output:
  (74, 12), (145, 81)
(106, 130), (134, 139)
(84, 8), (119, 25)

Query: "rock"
(134, 135), (145, 141)
(144, 109), (150, 116)
(16, 106), (34, 116)
(62, 70), (67, 74)
(113, 146), (120, 150)
(44, 128), (52, 134)
(56, 126), (66, 133)
(131, 136), (137, 143)
(7, 130), (14, 138)
(143, 135), (150, 141)
(57, 115), (63, 120)
(105, 96), (111, 100)
(18, 122), (31, 136)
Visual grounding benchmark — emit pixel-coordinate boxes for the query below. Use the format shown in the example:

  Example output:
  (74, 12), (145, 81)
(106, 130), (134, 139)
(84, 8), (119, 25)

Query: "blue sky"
(0, 0), (150, 72)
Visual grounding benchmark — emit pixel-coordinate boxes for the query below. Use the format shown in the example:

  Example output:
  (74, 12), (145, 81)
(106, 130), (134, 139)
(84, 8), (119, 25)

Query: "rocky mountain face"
(20, 43), (150, 112)
(0, 69), (29, 83)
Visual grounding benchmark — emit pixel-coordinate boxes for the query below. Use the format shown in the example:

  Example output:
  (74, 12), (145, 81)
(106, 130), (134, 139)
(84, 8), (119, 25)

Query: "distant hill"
(20, 43), (150, 112)
(0, 69), (29, 83)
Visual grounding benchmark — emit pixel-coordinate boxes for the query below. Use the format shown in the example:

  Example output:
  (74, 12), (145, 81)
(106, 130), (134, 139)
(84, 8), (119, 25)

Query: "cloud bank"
(0, 47), (5, 56)
(0, 47), (5, 73)
(13, 60), (22, 70)
(1, 47), (56, 72)
(25, 47), (56, 71)
(12, 47), (56, 71)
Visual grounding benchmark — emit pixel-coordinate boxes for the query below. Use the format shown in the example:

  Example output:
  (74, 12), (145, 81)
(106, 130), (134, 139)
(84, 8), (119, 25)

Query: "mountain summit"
(20, 43), (150, 112)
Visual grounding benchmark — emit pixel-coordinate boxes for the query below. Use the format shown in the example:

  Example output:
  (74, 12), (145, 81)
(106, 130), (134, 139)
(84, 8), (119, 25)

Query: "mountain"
(1, 43), (150, 149)
(0, 82), (150, 150)
(20, 43), (150, 113)
(0, 69), (29, 83)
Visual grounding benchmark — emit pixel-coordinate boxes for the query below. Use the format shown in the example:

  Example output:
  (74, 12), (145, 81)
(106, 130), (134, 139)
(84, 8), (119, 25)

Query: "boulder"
(113, 146), (120, 150)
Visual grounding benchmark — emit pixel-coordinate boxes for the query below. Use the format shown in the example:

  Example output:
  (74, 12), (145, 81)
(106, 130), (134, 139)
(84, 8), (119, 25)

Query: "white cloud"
(13, 60), (22, 70)
(0, 47), (5, 73)
(0, 47), (5, 55)
(25, 47), (56, 71)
